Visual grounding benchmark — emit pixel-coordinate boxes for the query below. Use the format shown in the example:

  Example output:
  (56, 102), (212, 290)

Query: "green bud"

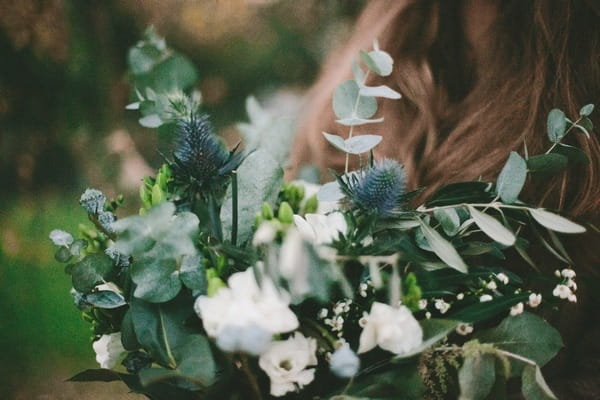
(254, 212), (263, 228)
(261, 202), (274, 220)
(303, 195), (319, 214)
(140, 185), (151, 208)
(151, 184), (165, 205)
(278, 202), (294, 224)
(206, 269), (226, 296)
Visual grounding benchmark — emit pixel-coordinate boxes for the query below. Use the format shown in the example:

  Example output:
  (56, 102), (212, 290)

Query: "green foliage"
(333, 80), (378, 121)
(71, 253), (114, 293)
(458, 350), (496, 400)
(418, 219), (468, 273)
(495, 152), (527, 204)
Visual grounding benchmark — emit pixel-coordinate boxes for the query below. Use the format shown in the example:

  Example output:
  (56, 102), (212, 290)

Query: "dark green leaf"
(496, 152), (527, 204)
(55, 246), (72, 263)
(521, 365), (557, 400)
(345, 362), (424, 399)
(426, 182), (494, 207)
(130, 295), (194, 368)
(71, 253), (114, 293)
(121, 309), (141, 351)
(551, 144), (589, 164)
(451, 293), (528, 323)
(458, 352), (496, 400)
(475, 312), (563, 376)
(526, 154), (568, 174)
(547, 109), (566, 143)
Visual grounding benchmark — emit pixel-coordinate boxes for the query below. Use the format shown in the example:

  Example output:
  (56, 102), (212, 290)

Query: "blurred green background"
(0, 0), (364, 398)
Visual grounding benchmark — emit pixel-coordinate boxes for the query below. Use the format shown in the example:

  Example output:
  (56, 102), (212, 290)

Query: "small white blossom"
(92, 332), (125, 369)
(553, 284), (572, 300)
(252, 222), (278, 246)
(496, 273), (509, 285)
(528, 293), (542, 308)
(568, 294), (577, 303)
(456, 293), (465, 300)
(359, 282), (369, 298)
(259, 332), (317, 397)
(425, 312), (432, 319)
(358, 302), (423, 355)
(567, 279), (577, 291)
(318, 308), (329, 319)
(418, 299), (428, 310)
(358, 315), (369, 328)
(561, 268), (576, 279)
(486, 281), (498, 290)
(434, 299), (450, 314)
(479, 294), (493, 302)
(49, 229), (74, 247)
(329, 343), (360, 378)
(456, 323), (474, 336)
(554, 270), (561, 278)
(510, 302), (524, 316)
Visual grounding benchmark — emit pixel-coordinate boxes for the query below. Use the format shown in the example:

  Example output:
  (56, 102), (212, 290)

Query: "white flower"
(486, 281), (498, 290)
(252, 222), (278, 246)
(456, 323), (473, 336)
(510, 302), (524, 316)
(358, 302), (423, 355)
(528, 293), (542, 308)
(418, 299), (428, 310)
(194, 268), (298, 340)
(279, 228), (311, 299)
(259, 332), (317, 397)
(456, 293), (465, 300)
(293, 212), (347, 245)
(553, 284), (572, 299)
(49, 229), (74, 247)
(496, 273), (509, 285)
(479, 294), (493, 302)
(561, 268), (576, 279)
(568, 294), (577, 303)
(329, 343), (360, 378)
(567, 279), (577, 291)
(293, 180), (338, 214)
(92, 332), (125, 369)
(434, 299), (450, 314)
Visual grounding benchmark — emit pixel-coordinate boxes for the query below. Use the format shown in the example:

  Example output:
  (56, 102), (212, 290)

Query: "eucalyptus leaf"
(546, 109), (567, 143)
(322, 132), (348, 152)
(573, 118), (592, 139)
(131, 257), (182, 303)
(139, 114), (163, 128)
(351, 60), (365, 83)
(458, 352), (496, 400)
(333, 80), (377, 120)
(529, 208), (586, 233)
(496, 152), (527, 204)
(521, 365), (557, 400)
(360, 49), (394, 77)
(345, 135), (383, 154)
(418, 219), (468, 273)
(467, 206), (516, 246)
(336, 116), (384, 126)
(551, 144), (589, 164)
(71, 253), (114, 293)
(221, 150), (283, 245)
(359, 85), (401, 99)
(85, 290), (126, 309)
(474, 312), (563, 376)
(579, 104), (594, 117)
(179, 254), (206, 293)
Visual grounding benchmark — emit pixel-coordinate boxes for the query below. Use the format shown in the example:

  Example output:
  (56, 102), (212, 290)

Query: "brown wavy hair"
(290, 0), (599, 218)
(291, 1), (600, 395)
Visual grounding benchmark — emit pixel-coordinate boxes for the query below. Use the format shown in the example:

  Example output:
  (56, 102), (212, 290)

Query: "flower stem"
(344, 70), (370, 174)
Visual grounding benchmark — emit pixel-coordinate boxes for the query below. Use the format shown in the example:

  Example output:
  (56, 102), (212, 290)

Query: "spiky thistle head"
(172, 114), (243, 189)
(341, 158), (407, 218)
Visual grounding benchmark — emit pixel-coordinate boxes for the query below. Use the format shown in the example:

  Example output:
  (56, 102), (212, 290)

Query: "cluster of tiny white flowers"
(496, 273), (510, 285)
(510, 302), (524, 316)
(456, 323), (474, 336)
(320, 299), (353, 338)
(552, 268), (577, 303)
(358, 280), (373, 298)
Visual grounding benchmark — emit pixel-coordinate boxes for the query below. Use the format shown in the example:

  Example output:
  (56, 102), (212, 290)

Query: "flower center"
(279, 359), (293, 371)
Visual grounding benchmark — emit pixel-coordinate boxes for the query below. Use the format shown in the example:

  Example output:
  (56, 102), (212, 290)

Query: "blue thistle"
(172, 114), (243, 190)
(341, 159), (407, 217)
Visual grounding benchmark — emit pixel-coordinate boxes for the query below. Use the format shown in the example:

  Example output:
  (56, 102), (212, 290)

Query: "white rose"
(194, 268), (298, 341)
(259, 332), (318, 397)
(358, 302), (423, 355)
(92, 332), (125, 369)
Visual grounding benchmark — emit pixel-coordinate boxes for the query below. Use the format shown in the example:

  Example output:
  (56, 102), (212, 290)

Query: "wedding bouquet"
(49, 29), (595, 400)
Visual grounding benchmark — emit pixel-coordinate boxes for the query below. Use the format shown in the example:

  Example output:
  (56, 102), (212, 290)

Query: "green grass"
(0, 194), (100, 395)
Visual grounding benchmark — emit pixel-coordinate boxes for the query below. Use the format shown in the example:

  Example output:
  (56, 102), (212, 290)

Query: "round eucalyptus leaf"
(333, 80), (377, 120)
(546, 109), (567, 143)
